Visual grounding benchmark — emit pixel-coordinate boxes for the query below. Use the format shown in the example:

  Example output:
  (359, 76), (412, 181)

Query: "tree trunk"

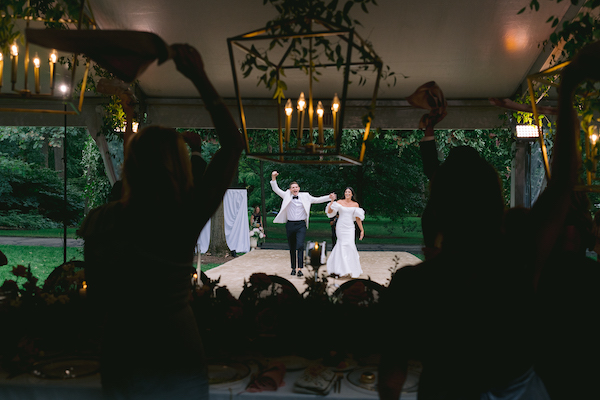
(85, 109), (117, 186)
(208, 201), (230, 257)
(42, 138), (49, 168)
(54, 145), (64, 179)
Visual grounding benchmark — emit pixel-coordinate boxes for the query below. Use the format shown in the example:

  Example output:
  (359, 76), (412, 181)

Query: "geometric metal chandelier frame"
(227, 17), (382, 165)
(0, 3), (94, 116)
(526, 59), (600, 192)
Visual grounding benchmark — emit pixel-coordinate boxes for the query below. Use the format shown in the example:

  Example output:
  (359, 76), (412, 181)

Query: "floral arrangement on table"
(0, 258), (387, 367)
(0, 262), (95, 376)
(249, 227), (266, 246)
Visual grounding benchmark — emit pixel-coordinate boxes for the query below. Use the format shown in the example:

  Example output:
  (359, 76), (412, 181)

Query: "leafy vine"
(240, 0), (398, 102)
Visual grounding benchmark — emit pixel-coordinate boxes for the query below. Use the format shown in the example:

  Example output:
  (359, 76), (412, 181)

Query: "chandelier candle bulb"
(297, 92), (306, 147)
(317, 101), (324, 144)
(33, 54), (40, 94)
(10, 43), (18, 90)
(0, 52), (3, 92)
(49, 50), (57, 95)
(331, 93), (340, 140)
(285, 98), (293, 145)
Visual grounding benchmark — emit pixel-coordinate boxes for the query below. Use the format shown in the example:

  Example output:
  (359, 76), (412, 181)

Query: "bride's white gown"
(326, 202), (365, 278)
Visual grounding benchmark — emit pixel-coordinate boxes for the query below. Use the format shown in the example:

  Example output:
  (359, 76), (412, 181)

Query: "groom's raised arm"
(270, 170), (286, 198)
(311, 192), (336, 204)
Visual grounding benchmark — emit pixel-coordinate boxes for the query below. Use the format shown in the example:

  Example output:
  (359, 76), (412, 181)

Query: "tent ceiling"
(0, 0), (578, 129)
(86, 0), (573, 100)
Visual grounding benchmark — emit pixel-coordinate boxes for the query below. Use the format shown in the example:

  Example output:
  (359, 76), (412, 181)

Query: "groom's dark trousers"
(286, 220), (306, 271)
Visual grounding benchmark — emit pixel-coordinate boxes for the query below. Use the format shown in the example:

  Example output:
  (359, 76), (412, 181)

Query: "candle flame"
(33, 55), (40, 68)
(314, 242), (319, 250)
(285, 98), (293, 116)
(82, 281), (87, 289)
(50, 50), (57, 64)
(316, 101), (324, 117)
(10, 43), (18, 57)
(331, 93), (340, 112)
(297, 92), (306, 111)
(0, 52), (3, 61)
(592, 133), (598, 145)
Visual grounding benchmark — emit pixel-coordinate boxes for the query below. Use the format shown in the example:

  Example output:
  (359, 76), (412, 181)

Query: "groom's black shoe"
(291, 269), (296, 276)
(297, 270), (304, 278)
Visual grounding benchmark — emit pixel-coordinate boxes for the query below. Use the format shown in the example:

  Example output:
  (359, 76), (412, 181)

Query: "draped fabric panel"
(197, 189), (250, 254)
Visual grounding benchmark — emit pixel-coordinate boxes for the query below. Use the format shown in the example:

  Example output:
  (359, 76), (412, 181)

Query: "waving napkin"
(26, 28), (171, 83)
(406, 81), (447, 129)
(245, 362), (286, 392)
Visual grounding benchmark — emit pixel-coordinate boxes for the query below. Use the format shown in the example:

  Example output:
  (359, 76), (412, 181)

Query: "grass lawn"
(0, 245), (83, 287)
(0, 214), (424, 286)
(262, 214), (424, 245)
(0, 244), (221, 288)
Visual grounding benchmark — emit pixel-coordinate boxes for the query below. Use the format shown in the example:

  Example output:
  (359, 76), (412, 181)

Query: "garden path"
(203, 249), (421, 299)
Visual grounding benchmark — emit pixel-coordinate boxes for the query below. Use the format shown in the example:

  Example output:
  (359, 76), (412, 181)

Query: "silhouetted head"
(121, 126), (193, 207)
(425, 146), (504, 250)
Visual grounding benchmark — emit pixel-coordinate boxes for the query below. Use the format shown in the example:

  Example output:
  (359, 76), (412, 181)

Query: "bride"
(325, 187), (365, 278)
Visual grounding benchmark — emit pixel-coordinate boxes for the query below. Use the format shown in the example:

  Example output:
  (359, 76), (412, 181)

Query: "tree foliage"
(238, 128), (514, 219)
(0, 155), (83, 228)
(0, 0), (93, 52)
(519, 0), (600, 194)
(240, 0), (394, 102)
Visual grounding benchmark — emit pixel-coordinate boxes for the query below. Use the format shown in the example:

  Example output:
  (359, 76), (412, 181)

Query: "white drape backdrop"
(197, 189), (250, 254)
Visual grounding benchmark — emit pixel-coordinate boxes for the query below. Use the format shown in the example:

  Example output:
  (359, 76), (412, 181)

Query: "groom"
(270, 171), (336, 277)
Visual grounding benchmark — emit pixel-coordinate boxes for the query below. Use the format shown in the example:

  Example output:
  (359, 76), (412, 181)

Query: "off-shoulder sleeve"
(354, 207), (365, 221)
(326, 201), (340, 218)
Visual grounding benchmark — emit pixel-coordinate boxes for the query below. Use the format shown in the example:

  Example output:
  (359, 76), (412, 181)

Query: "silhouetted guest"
(407, 81), (446, 260)
(534, 193), (600, 399)
(378, 39), (593, 400)
(108, 180), (123, 203)
(78, 44), (244, 400)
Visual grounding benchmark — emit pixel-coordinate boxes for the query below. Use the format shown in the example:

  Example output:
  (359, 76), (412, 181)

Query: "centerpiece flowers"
(0, 262), (95, 376)
(249, 227), (266, 248)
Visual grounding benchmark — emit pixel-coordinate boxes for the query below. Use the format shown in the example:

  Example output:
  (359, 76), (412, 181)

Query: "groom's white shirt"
(270, 180), (330, 228)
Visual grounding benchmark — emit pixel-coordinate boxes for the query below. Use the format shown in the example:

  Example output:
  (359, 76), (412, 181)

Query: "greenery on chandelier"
(518, 0), (600, 179)
(0, 0), (93, 52)
(241, 0), (396, 103)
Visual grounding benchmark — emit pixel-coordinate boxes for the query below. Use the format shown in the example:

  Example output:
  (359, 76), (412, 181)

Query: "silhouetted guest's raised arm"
(79, 43), (243, 400)
(171, 44), (245, 229)
(377, 42), (600, 400)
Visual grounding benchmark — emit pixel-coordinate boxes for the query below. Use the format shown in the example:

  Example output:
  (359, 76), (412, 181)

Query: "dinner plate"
(266, 355), (310, 371)
(208, 363), (251, 389)
(30, 357), (100, 379)
(346, 367), (378, 395)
